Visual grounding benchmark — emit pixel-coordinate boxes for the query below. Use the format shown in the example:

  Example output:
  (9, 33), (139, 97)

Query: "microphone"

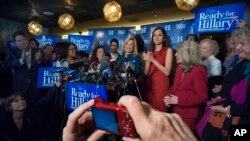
(124, 61), (135, 73)
(69, 57), (89, 71)
(112, 61), (126, 83)
(64, 69), (76, 75)
(52, 68), (65, 73)
(101, 68), (113, 78)
(99, 56), (111, 73)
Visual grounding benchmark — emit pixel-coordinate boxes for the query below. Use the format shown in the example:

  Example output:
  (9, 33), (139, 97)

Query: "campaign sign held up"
(68, 35), (94, 53)
(36, 35), (56, 48)
(37, 67), (63, 88)
(7, 40), (15, 48)
(194, 3), (246, 33)
(67, 83), (107, 110)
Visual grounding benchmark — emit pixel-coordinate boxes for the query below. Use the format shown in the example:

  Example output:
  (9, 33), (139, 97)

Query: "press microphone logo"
(230, 125), (250, 141)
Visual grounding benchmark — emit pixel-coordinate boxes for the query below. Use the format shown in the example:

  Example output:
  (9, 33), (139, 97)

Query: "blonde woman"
(164, 40), (208, 131)
(117, 36), (142, 76)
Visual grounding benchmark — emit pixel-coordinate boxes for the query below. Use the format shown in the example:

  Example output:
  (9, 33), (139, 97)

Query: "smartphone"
(91, 98), (137, 138)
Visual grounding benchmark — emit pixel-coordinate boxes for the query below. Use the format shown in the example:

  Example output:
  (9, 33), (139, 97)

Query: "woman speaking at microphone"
(117, 36), (142, 76)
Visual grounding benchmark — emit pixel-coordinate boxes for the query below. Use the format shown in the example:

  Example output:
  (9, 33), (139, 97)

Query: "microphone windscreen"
(68, 61), (85, 70)
(99, 56), (110, 73)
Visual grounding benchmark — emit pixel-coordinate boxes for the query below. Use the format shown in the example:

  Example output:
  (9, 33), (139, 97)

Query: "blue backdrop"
(140, 19), (194, 49)
(88, 27), (136, 53)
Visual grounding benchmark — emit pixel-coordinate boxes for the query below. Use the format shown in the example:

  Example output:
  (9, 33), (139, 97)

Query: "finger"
(64, 99), (95, 133)
(122, 137), (141, 141)
(78, 111), (92, 124)
(170, 94), (176, 97)
(168, 113), (197, 141)
(118, 96), (153, 138)
(86, 130), (107, 141)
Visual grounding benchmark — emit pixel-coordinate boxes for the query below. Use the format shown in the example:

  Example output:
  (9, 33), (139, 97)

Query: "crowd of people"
(0, 20), (249, 141)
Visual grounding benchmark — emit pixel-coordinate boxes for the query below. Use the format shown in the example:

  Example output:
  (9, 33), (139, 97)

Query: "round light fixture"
(28, 21), (43, 36)
(58, 13), (75, 30)
(103, 1), (122, 22)
(175, 0), (199, 11)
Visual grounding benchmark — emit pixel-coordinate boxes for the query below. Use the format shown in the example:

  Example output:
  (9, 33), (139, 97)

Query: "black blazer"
(4, 47), (39, 95)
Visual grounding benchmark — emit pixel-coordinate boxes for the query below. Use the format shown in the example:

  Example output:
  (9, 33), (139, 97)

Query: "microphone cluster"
(57, 56), (137, 88)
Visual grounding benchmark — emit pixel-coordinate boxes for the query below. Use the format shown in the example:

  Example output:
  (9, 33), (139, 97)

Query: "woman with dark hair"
(0, 94), (34, 141)
(56, 43), (78, 68)
(186, 34), (199, 42)
(143, 27), (173, 112)
(89, 46), (106, 71)
(29, 38), (39, 49)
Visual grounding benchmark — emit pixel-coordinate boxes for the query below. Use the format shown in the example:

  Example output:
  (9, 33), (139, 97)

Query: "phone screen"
(92, 108), (120, 134)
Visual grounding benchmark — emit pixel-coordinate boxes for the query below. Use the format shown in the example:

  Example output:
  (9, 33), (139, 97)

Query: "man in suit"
(107, 38), (121, 61)
(4, 31), (43, 105)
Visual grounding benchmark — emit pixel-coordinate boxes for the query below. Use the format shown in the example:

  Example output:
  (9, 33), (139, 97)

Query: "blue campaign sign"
(68, 35), (94, 53)
(66, 82), (108, 110)
(194, 3), (246, 33)
(88, 27), (136, 53)
(36, 35), (56, 48)
(141, 19), (194, 49)
(37, 67), (64, 88)
(7, 40), (15, 48)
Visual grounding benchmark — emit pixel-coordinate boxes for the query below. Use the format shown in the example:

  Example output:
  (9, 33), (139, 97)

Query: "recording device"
(52, 68), (65, 73)
(92, 98), (137, 138)
(99, 56), (111, 73)
(123, 61), (135, 73)
(68, 61), (85, 70)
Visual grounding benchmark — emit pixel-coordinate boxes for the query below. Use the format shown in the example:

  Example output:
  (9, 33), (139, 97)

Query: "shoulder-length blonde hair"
(237, 27), (250, 46)
(177, 40), (203, 70)
(122, 36), (138, 56)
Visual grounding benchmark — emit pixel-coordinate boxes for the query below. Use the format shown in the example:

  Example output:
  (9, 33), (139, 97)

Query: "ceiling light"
(58, 13), (75, 30)
(28, 21), (43, 36)
(175, 0), (199, 11)
(103, 1), (122, 22)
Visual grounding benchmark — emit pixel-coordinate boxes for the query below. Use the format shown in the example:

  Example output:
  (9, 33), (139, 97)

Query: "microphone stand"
(134, 79), (142, 101)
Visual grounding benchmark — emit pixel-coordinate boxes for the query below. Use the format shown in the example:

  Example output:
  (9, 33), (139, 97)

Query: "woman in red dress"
(143, 27), (173, 112)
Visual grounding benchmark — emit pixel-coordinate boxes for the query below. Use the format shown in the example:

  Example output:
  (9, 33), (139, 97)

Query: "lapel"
(13, 47), (22, 59)
(173, 67), (189, 94)
(29, 48), (37, 70)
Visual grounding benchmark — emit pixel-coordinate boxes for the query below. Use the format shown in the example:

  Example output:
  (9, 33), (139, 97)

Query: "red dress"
(145, 47), (170, 112)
